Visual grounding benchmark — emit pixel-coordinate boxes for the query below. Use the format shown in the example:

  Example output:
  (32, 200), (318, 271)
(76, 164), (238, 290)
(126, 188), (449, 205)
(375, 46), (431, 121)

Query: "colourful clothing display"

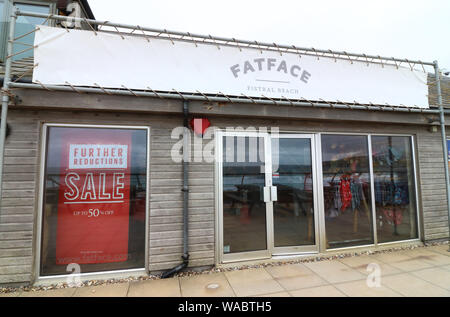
(339, 175), (352, 211)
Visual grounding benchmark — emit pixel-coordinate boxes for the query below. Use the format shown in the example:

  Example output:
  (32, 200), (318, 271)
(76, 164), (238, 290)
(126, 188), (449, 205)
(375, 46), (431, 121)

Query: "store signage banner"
(33, 25), (429, 108)
(56, 130), (132, 265)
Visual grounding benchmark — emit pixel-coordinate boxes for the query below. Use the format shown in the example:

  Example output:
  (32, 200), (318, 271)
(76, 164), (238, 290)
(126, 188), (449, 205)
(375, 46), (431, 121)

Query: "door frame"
(215, 130), (320, 264)
(270, 134), (320, 256)
(216, 130), (272, 263)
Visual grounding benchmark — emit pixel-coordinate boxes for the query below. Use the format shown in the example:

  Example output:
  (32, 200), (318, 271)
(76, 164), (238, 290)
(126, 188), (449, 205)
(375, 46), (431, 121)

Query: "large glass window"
(41, 126), (148, 276)
(0, 0), (6, 62)
(13, 3), (50, 60)
(0, 2), (51, 62)
(372, 136), (418, 243)
(321, 135), (374, 249)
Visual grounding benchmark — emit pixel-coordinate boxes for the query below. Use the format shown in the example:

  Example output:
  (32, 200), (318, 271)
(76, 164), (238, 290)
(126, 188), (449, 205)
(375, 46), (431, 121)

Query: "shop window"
(40, 126), (148, 277)
(447, 139), (450, 173)
(321, 135), (374, 249)
(0, 1), (51, 62)
(372, 136), (418, 243)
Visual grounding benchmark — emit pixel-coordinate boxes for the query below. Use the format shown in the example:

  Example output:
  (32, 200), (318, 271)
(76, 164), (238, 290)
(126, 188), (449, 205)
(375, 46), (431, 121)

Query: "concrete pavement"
(1, 244), (449, 297)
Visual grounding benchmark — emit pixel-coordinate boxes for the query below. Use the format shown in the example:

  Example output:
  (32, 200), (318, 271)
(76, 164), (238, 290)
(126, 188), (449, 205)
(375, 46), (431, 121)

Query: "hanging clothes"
(351, 177), (363, 211)
(340, 175), (352, 211)
(334, 183), (342, 211)
(383, 206), (403, 225)
(394, 185), (403, 205)
(375, 180), (384, 204)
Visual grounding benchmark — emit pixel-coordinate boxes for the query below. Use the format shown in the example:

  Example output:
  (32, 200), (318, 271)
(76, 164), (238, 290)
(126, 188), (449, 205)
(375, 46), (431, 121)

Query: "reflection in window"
(372, 136), (418, 243)
(222, 136), (267, 254)
(322, 135), (373, 249)
(0, 1), (5, 62)
(272, 138), (315, 247)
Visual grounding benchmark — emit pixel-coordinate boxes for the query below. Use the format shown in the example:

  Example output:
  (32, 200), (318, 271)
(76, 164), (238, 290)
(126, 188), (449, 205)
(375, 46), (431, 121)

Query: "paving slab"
(338, 255), (402, 276)
(410, 267), (450, 290)
(372, 251), (414, 263)
(289, 285), (346, 297)
(256, 291), (291, 297)
(381, 273), (450, 297)
(0, 291), (21, 297)
(303, 260), (366, 284)
(333, 279), (402, 297)
(403, 249), (450, 267)
(20, 287), (77, 297)
(426, 245), (450, 256)
(179, 273), (235, 297)
(383, 258), (434, 272)
(265, 263), (328, 291)
(372, 251), (434, 272)
(127, 278), (180, 297)
(224, 268), (284, 297)
(73, 283), (130, 297)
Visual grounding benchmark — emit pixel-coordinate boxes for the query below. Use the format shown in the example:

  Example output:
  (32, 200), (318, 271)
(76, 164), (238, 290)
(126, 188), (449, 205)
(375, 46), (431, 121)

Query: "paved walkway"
(2, 244), (450, 297)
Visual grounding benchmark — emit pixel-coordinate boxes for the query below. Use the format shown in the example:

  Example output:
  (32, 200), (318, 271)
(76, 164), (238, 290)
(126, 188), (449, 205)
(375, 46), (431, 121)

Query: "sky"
(89, 0), (450, 72)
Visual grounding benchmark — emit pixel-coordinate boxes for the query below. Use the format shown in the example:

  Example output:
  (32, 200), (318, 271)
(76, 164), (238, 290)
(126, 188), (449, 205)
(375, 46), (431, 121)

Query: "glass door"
(270, 134), (319, 254)
(218, 132), (318, 263)
(219, 131), (272, 262)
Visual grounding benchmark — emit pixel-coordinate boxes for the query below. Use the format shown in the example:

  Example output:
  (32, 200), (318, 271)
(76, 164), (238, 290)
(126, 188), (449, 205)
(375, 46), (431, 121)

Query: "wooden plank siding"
(0, 100), (449, 285)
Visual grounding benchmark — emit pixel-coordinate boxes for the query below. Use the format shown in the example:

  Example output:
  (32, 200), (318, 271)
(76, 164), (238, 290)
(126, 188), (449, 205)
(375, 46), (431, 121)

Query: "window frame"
(35, 123), (151, 282)
(317, 132), (421, 252)
(0, 0), (55, 62)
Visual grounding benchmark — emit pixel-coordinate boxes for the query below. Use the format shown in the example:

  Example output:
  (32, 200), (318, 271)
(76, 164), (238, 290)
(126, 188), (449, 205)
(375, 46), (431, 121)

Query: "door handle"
(263, 186), (271, 202)
(263, 186), (278, 202)
(271, 186), (278, 202)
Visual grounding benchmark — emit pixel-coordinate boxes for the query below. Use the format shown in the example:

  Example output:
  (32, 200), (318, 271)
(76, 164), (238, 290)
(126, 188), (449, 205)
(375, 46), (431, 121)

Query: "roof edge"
(79, 0), (95, 20)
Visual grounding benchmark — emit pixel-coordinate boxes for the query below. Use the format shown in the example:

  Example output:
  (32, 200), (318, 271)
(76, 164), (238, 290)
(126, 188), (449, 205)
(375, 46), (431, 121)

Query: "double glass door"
(218, 132), (318, 262)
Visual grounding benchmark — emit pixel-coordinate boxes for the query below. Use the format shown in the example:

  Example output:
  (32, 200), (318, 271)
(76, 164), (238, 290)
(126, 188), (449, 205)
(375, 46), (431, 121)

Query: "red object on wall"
(55, 130), (132, 265)
(189, 118), (211, 136)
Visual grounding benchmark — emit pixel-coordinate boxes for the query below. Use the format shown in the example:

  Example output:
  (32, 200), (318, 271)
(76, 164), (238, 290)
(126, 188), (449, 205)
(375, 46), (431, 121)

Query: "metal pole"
(8, 82), (441, 114)
(160, 100), (190, 278)
(14, 10), (435, 67)
(182, 100), (190, 263)
(0, 5), (17, 209)
(434, 60), (450, 251)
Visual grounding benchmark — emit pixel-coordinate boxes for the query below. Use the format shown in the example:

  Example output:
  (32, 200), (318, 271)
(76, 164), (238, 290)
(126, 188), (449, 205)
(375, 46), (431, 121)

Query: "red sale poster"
(56, 129), (132, 265)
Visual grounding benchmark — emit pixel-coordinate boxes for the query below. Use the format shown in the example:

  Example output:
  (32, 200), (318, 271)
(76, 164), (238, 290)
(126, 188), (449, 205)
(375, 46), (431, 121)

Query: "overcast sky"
(89, 0), (450, 72)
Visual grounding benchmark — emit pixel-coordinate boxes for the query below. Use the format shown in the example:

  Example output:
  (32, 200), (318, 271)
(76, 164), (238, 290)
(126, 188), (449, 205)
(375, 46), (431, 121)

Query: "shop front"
(0, 9), (448, 286)
(0, 89), (447, 286)
(215, 129), (419, 264)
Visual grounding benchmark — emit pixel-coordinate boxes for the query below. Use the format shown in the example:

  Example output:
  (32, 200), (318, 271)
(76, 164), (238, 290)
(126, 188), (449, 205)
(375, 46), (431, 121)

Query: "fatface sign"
(230, 58), (312, 83)
(56, 130), (132, 265)
(33, 25), (429, 108)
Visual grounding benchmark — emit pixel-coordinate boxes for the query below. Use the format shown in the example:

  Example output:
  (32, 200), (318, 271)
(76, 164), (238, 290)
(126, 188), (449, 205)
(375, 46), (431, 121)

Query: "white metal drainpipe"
(0, 5), (17, 210)
(434, 60), (450, 251)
